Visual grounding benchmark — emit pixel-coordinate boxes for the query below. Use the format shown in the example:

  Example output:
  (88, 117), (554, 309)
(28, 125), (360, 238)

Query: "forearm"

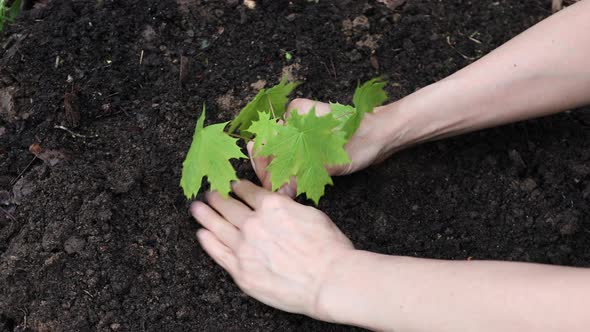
(376, 0), (590, 155)
(318, 251), (590, 331)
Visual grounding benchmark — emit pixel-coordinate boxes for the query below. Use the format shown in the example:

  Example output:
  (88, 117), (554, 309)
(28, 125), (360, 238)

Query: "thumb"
(247, 141), (297, 199)
(247, 141), (273, 190)
(287, 99), (332, 117)
(277, 178), (297, 198)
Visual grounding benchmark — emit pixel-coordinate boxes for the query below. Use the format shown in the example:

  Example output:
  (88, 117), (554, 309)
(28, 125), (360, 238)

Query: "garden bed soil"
(1, 0), (589, 331)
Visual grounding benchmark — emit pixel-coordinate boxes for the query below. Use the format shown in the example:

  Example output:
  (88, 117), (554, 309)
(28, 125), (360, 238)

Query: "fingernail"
(278, 186), (295, 198)
(190, 202), (201, 217)
(250, 158), (258, 174)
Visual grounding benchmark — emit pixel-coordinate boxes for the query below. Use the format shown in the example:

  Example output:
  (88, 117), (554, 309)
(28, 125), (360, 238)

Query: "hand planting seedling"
(180, 78), (388, 204)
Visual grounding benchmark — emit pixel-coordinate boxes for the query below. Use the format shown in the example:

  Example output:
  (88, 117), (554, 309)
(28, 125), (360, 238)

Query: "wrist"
(371, 78), (471, 161)
(313, 250), (391, 329)
(312, 249), (361, 322)
(367, 99), (417, 162)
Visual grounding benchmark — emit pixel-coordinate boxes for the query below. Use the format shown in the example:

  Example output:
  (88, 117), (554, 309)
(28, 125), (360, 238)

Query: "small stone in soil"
(0, 87), (16, 122)
(64, 236), (86, 254)
(0, 190), (10, 205)
(348, 49), (363, 62)
(519, 178), (538, 192)
(352, 15), (370, 30)
(508, 149), (526, 169)
(559, 215), (579, 235)
(226, 0), (239, 7)
(286, 13), (297, 22)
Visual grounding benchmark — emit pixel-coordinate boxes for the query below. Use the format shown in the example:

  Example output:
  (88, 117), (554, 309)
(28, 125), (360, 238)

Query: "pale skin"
(191, 1), (590, 331)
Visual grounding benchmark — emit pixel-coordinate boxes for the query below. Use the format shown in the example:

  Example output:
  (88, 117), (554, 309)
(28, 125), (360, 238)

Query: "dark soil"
(1, 0), (589, 331)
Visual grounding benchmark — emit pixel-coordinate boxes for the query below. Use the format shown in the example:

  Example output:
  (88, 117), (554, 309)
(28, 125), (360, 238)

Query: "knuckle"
(287, 98), (308, 113)
(259, 195), (285, 209)
(206, 192), (220, 205)
(241, 213), (256, 225)
(288, 98), (304, 108)
(217, 249), (233, 267)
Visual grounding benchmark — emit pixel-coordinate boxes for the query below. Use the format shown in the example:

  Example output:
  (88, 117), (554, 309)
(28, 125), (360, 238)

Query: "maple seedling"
(180, 77), (388, 204)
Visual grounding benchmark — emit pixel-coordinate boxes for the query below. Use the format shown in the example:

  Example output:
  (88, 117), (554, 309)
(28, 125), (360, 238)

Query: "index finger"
(287, 99), (331, 117)
(247, 141), (273, 190)
(232, 180), (273, 209)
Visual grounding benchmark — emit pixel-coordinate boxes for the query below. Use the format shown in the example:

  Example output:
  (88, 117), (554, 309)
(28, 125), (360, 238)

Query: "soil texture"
(1, 0), (589, 331)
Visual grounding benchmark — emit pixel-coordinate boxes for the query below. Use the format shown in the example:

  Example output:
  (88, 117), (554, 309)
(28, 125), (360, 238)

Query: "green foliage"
(334, 78), (388, 139)
(353, 78), (388, 115)
(180, 78), (388, 204)
(228, 77), (298, 135)
(329, 102), (356, 130)
(0, 0), (21, 32)
(246, 111), (280, 153)
(251, 108), (350, 204)
(180, 106), (247, 199)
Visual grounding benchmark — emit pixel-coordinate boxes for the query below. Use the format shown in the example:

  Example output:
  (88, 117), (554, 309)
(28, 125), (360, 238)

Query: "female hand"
(191, 180), (355, 319)
(248, 98), (396, 197)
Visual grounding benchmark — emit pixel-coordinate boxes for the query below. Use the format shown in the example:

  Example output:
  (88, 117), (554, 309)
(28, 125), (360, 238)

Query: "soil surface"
(1, 0), (589, 331)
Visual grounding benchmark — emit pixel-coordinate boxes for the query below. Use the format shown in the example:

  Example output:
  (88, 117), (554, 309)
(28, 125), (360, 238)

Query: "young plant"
(180, 77), (388, 204)
(0, 0), (21, 32)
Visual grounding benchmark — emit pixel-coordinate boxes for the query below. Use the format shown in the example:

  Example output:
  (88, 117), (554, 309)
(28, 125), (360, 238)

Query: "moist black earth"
(1, 0), (589, 331)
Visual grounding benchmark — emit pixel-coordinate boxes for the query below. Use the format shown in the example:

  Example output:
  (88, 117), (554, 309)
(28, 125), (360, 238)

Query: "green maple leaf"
(180, 105), (247, 199)
(257, 108), (350, 204)
(332, 78), (388, 139)
(353, 78), (388, 114)
(329, 102), (356, 130)
(228, 78), (298, 134)
(246, 111), (281, 153)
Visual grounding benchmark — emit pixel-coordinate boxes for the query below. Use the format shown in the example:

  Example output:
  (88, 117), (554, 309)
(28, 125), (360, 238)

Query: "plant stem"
(268, 98), (277, 118)
(334, 111), (356, 120)
(226, 132), (251, 140)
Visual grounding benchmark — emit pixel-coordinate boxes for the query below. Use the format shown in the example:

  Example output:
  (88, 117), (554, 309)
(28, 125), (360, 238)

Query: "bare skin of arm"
(194, 181), (590, 332)
(194, 2), (590, 331)
(381, 0), (590, 155)
(251, 0), (590, 193)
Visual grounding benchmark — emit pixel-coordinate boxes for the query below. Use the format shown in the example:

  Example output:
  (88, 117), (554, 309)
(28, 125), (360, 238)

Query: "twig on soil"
(19, 307), (28, 329)
(321, 62), (332, 79)
(552, 0), (562, 12)
(468, 31), (482, 44)
(446, 36), (477, 61)
(179, 55), (189, 84)
(0, 206), (16, 221)
(227, 132), (251, 140)
(54, 125), (99, 139)
(330, 58), (337, 78)
(10, 156), (36, 186)
(139, 49), (144, 65)
(321, 59), (338, 79)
